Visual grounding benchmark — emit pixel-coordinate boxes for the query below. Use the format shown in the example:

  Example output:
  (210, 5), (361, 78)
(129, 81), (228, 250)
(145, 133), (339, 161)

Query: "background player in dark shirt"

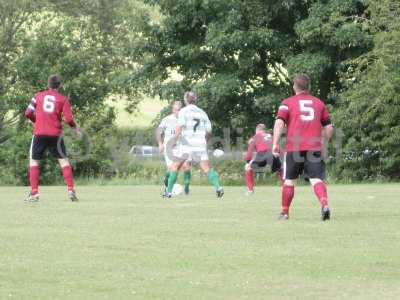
(24, 75), (82, 202)
(272, 73), (334, 220)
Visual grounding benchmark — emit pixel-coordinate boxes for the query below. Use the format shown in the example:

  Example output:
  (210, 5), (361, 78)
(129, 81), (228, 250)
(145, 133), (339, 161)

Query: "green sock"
(164, 171), (170, 187)
(167, 171), (178, 193)
(207, 169), (221, 191)
(183, 170), (191, 191)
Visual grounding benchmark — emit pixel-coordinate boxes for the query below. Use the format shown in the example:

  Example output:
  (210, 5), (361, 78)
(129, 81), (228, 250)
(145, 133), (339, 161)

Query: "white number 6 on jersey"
(299, 100), (314, 121)
(43, 95), (56, 113)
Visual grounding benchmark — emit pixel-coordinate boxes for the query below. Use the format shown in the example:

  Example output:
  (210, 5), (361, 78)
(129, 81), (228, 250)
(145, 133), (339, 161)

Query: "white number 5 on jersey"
(43, 95), (56, 113)
(299, 100), (315, 121)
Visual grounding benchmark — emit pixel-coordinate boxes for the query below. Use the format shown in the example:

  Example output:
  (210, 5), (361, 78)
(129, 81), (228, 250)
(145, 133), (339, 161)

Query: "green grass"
(1, 184), (399, 299)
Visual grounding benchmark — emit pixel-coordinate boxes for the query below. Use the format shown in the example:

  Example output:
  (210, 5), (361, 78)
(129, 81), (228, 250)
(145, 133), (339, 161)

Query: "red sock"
(313, 182), (328, 207)
(282, 185), (294, 214)
(245, 169), (254, 191)
(62, 165), (75, 192)
(29, 166), (40, 195)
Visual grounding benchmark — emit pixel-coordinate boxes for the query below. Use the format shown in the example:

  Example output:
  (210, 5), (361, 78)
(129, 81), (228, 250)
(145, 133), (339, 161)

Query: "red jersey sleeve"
(63, 98), (76, 128)
(25, 95), (37, 123)
(321, 104), (331, 127)
(276, 100), (289, 123)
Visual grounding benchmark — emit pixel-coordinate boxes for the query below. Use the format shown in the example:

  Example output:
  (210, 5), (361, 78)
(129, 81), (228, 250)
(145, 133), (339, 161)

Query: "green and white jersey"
(178, 104), (212, 149)
(158, 114), (178, 144)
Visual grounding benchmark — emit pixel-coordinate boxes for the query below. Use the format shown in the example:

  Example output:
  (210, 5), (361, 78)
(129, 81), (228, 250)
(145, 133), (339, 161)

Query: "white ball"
(213, 149), (225, 158)
(172, 183), (183, 195)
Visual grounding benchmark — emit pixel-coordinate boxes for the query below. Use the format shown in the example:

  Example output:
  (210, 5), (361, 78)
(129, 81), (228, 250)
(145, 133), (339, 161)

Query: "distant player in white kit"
(165, 91), (224, 198)
(156, 101), (192, 195)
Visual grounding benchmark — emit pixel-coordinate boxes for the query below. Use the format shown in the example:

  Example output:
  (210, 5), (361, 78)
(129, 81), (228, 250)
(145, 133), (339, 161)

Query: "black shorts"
(283, 151), (325, 180)
(249, 151), (281, 173)
(30, 135), (68, 160)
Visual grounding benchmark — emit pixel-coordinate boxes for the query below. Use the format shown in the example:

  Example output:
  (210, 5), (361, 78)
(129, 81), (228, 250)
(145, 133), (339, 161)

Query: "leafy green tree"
(129, 0), (369, 139)
(0, 0), (48, 144)
(333, 0), (400, 180)
(289, 0), (372, 101)
(0, 0), (147, 183)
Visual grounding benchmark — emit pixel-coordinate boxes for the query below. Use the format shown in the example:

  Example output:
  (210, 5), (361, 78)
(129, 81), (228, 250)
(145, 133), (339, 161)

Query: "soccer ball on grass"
(213, 149), (225, 158)
(172, 183), (183, 196)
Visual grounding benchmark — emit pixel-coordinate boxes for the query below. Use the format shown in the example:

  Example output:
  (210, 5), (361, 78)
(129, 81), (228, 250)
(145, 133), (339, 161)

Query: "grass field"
(1, 184), (399, 299)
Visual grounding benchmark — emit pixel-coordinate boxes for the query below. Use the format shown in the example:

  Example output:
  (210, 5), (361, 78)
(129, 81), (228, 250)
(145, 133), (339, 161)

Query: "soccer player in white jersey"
(156, 101), (192, 195)
(165, 91), (224, 198)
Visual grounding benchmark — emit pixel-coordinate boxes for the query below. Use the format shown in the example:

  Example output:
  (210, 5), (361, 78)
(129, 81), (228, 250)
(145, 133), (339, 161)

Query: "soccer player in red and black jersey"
(272, 73), (334, 221)
(24, 75), (82, 202)
(244, 124), (282, 194)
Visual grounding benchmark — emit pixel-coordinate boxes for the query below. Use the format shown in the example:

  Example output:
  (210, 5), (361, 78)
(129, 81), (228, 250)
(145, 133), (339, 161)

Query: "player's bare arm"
(174, 125), (182, 139)
(321, 124), (334, 158)
(62, 99), (82, 137)
(272, 118), (285, 156)
(73, 126), (82, 138)
(167, 124), (182, 152)
(155, 127), (164, 153)
(321, 124), (334, 143)
(206, 131), (212, 142)
(25, 97), (37, 123)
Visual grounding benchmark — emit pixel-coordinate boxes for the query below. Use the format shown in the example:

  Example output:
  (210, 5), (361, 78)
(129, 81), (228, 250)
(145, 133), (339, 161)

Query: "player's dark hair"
(48, 74), (62, 89)
(293, 73), (311, 91)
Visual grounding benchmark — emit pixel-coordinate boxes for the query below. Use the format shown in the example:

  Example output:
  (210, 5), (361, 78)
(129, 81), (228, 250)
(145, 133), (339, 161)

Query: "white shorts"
(176, 145), (209, 162)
